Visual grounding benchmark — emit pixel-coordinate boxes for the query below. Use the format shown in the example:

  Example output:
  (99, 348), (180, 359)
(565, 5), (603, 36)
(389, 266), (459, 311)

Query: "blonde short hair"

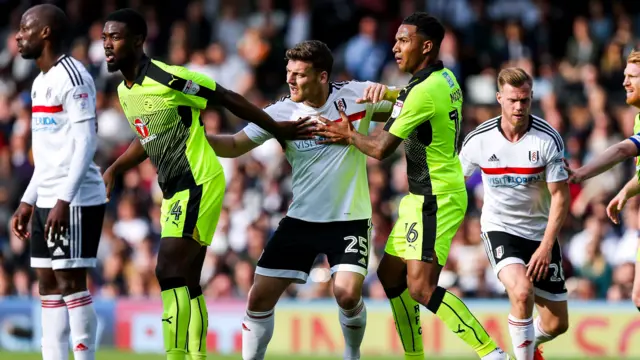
(627, 50), (640, 65)
(497, 67), (533, 91)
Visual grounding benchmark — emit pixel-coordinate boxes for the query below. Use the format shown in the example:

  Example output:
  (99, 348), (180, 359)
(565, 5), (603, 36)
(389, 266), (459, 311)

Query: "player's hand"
(314, 110), (354, 145)
(273, 116), (314, 149)
(103, 166), (116, 202)
(606, 191), (628, 224)
(11, 202), (33, 241)
(356, 83), (389, 104)
(563, 160), (584, 183)
(45, 200), (70, 244)
(526, 244), (552, 282)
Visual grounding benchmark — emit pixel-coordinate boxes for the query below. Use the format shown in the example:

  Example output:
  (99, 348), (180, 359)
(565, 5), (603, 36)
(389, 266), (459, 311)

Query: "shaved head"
(16, 4), (68, 60)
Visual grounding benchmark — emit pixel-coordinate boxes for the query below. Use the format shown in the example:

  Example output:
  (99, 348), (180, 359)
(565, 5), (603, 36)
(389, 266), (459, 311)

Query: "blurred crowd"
(1, 0), (640, 302)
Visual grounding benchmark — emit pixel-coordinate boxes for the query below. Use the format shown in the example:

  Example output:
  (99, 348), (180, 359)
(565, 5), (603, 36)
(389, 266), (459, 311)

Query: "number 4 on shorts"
(170, 201), (183, 221)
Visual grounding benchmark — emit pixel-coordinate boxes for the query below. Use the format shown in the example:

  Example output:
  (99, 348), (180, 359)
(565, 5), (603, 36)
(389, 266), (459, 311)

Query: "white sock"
(63, 291), (98, 360)
(338, 298), (366, 360)
(41, 294), (70, 360)
(508, 314), (534, 360)
(533, 316), (555, 347)
(481, 347), (511, 360)
(242, 309), (274, 360)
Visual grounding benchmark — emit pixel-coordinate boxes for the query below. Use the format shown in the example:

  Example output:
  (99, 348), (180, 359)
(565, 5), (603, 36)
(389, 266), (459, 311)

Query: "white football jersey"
(244, 81), (392, 222)
(29, 55), (105, 208)
(459, 115), (567, 241)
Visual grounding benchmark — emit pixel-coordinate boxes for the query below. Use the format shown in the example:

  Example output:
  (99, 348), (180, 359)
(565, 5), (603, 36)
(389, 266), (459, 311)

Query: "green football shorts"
(160, 173), (225, 246)
(385, 191), (467, 265)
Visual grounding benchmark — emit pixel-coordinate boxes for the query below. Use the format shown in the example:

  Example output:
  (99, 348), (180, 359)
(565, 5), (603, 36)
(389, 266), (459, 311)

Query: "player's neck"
(36, 47), (63, 74)
(303, 85), (329, 108)
(500, 116), (529, 142)
(411, 56), (438, 76)
(122, 52), (146, 88)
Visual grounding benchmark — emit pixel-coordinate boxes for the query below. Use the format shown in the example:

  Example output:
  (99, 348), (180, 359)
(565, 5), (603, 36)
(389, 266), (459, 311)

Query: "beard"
(106, 61), (120, 73)
(19, 46), (41, 60)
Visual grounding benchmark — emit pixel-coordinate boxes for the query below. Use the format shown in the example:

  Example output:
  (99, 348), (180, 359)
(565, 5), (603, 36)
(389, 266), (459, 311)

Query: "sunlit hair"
(497, 67), (533, 92)
(627, 50), (640, 65)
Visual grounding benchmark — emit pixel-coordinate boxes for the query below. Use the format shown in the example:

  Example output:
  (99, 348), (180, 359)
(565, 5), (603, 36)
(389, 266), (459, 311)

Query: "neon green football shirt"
(117, 56), (223, 197)
(383, 61), (465, 195)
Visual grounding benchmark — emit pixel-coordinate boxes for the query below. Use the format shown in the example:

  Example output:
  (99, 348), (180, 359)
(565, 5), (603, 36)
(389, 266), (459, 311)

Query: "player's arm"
(58, 84), (99, 205)
(164, 66), (309, 142)
(606, 174), (640, 224)
(569, 138), (639, 183)
(459, 134), (480, 183)
(528, 144), (570, 281)
(207, 130), (260, 158)
(107, 138), (148, 175)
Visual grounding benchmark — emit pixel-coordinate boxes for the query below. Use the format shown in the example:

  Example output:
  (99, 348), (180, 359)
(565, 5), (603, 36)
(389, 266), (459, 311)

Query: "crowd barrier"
(0, 298), (638, 357)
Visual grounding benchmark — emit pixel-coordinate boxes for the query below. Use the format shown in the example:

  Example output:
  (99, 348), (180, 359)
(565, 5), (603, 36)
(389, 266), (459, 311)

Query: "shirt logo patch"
(134, 118), (150, 138)
(391, 100), (403, 118)
(529, 150), (539, 163)
(333, 98), (347, 113)
(182, 80), (200, 95)
(73, 93), (88, 99)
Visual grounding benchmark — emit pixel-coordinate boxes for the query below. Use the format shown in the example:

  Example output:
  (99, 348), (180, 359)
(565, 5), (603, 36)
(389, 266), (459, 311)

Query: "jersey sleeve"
(459, 135), (480, 177)
(156, 63), (217, 110)
(542, 136), (568, 183)
(243, 104), (278, 145)
(62, 81), (96, 123)
(382, 84), (435, 139)
(346, 80), (393, 113)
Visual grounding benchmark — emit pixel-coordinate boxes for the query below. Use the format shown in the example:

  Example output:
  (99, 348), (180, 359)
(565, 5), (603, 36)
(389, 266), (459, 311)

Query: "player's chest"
(31, 80), (66, 133)
(287, 103), (369, 154)
(478, 139), (545, 174)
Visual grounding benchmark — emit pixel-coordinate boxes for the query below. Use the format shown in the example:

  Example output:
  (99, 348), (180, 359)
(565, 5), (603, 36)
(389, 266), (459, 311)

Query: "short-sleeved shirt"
(383, 61), (465, 196)
(244, 80), (392, 222)
(30, 54), (105, 208)
(627, 113), (640, 177)
(116, 56), (223, 197)
(459, 115), (567, 241)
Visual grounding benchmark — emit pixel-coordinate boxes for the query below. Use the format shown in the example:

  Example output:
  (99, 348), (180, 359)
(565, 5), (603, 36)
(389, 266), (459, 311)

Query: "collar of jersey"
(125, 55), (152, 89)
(497, 115), (535, 143)
(410, 60), (444, 83)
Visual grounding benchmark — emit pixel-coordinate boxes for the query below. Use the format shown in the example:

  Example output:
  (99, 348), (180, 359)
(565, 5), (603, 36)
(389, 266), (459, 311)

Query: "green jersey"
(117, 56), (223, 197)
(383, 61), (465, 195)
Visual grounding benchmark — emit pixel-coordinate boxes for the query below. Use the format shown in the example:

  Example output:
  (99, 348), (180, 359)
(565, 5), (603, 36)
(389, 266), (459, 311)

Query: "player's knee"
(55, 272), (87, 296)
(155, 256), (182, 281)
(246, 284), (278, 312)
(544, 316), (569, 336)
(407, 281), (436, 306)
(510, 282), (533, 305)
(333, 285), (361, 310)
(38, 277), (61, 295)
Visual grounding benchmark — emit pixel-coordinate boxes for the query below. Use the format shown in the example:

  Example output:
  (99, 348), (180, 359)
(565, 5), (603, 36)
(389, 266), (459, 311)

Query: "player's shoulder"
(51, 55), (94, 89)
(462, 116), (501, 147)
(263, 94), (295, 115)
(529, 115), (563, 151)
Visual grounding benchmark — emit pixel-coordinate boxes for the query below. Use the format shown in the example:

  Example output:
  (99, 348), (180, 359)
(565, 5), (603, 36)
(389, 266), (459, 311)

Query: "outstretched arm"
(569, 139), (638, 182)
(208, 130), (260, 158)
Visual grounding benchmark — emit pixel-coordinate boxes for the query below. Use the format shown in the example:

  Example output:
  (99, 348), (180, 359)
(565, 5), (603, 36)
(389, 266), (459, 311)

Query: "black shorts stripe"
(420, 195), (438, 263)
(63, 57), (84, 85)
(532, 116), (563, 149)
(59, 59), (77, 86)
(462, 118), (500, 147)
(183, 185), (203, 240)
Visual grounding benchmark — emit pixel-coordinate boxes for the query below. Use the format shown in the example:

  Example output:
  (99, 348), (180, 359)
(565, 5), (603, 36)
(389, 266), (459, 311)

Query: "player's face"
(15, 11), (44, 59)
(102, 21), (136, 73)
(623, 62), (640, 107)
(497, 83), (532, 127)
(286, 60), (326, 103)
(392, 24), (432, 74)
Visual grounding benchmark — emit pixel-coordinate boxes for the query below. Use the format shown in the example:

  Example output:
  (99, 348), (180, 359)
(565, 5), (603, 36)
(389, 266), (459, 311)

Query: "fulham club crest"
(333, 98), (347, 113)
(529, 150), (539, 163)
